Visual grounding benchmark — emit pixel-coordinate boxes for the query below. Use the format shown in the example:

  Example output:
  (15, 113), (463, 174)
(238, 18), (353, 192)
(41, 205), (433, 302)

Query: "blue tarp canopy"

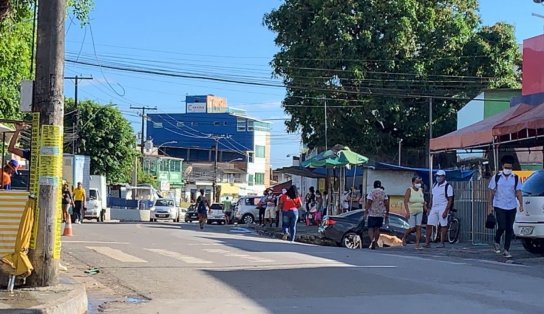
(374, 163), (476, 187)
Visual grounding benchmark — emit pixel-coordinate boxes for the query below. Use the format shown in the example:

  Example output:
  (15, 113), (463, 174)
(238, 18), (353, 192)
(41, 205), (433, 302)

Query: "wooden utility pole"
(28, 0), (66, 287)
(130, 105), (157, 155)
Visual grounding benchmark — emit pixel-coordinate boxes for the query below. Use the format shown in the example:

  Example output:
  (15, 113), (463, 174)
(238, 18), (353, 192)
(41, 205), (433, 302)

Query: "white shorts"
(265, 207), (276, 219)
(427, 207), (448, 227)
(408, 212), (423, 227)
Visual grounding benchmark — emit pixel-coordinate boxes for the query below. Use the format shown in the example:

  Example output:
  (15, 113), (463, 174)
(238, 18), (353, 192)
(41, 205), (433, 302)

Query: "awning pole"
(492, 139), (499, 174)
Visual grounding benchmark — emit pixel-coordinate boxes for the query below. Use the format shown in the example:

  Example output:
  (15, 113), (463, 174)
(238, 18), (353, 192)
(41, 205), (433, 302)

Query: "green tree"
(0, 2), (32, 119)
(0, 0), (93, 119)
(264, 0), (521, 162)
(64, 99), (137, 183)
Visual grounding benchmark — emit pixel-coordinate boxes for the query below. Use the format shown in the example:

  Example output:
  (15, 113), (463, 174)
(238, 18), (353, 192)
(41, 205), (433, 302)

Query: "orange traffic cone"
(63, 219), (73, 236)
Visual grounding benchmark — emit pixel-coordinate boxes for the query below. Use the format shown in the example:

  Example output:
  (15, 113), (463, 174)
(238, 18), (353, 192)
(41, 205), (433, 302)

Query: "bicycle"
(447, 208), (460, 244)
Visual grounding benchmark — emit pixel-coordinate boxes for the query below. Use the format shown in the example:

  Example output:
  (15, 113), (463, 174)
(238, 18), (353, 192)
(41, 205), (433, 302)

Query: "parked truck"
(85, 175), (108, 222)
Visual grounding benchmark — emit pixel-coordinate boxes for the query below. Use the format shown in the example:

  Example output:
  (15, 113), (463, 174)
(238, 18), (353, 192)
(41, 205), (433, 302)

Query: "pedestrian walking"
(424, 170), (454, 248)
(196, 189), (210, 230)
(305, 186), (316, 212)
(72, 182), (86, 224)
(279, 185), (302, 242)
(488, 155), (523, 258)
(402, 176), (427, 249)
(264, 189), (277, 227)
(364, 180), (389, 249)
(61, 181), (74, 223)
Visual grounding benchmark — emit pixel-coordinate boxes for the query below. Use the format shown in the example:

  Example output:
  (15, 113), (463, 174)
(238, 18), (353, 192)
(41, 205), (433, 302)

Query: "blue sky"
(64, 0), (544, 168)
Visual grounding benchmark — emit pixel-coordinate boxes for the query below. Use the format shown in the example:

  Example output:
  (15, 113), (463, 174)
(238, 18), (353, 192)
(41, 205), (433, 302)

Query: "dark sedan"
(184, 204), (198, 222)
(318, 210), (418, 249)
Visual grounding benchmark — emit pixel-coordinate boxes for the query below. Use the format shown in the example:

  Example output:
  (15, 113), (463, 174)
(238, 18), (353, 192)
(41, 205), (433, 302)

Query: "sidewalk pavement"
(0, 278), (87, 314)
(252, 223), (544, 266)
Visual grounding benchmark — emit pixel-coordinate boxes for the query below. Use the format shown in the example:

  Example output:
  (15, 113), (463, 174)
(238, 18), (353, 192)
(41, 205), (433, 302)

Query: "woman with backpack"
(196, 189), (210, 230)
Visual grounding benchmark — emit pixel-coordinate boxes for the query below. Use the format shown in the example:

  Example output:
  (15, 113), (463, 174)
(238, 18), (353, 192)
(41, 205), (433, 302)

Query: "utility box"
(19, 80), (33, 112)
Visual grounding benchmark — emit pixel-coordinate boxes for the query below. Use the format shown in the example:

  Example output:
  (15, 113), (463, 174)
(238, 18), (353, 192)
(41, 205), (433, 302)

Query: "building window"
(237, 118), (246, 132)
(160, 159), (170, 172)
(177, 122), (185, 127)
(255, 145), (265, 158)
(247, 121), (254, 131)
(248, 152), (254, 163)
(213, 121), (221, 126)
(170, 160), (181, 172)
(254, 173), (265, 185)
(153, 122), (163, 128)
(248, 174), (254, 186)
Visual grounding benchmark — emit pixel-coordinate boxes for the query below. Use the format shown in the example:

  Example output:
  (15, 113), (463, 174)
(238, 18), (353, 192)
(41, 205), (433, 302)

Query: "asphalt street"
(62, 221), (544, 314)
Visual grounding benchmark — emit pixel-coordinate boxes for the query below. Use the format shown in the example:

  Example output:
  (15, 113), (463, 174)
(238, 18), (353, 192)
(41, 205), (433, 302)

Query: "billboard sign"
(186, 102), (207, 113)
(206, 95), (227, 113)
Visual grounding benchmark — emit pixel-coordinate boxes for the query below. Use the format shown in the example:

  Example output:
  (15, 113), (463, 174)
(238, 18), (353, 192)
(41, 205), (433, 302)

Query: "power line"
(130, 105), (157, 155)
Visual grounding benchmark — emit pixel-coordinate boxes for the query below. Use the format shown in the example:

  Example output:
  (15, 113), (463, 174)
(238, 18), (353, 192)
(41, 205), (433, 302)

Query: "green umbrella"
(302, 146), (368, 168)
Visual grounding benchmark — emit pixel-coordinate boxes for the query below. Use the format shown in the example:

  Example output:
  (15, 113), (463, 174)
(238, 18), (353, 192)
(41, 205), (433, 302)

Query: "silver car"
(150, 199), (181, 222)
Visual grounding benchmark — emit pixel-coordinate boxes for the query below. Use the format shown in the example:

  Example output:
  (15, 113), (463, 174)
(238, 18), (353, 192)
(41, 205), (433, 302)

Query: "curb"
(253, 227), (337, 246)
(3, 282), (88, 314)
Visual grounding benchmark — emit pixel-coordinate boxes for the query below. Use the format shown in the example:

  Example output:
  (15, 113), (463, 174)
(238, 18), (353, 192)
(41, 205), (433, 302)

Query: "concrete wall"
(110, 208), (151, 222)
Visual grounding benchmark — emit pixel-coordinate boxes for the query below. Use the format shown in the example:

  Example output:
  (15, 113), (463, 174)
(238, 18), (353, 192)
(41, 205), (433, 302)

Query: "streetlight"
(157, 140), (177, 155)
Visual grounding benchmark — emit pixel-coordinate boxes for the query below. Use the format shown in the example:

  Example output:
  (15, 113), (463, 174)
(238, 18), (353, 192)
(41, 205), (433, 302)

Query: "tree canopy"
(64, 99), (137, 183)
(264, 0), (521, 162)
(0, 0), (94, 120)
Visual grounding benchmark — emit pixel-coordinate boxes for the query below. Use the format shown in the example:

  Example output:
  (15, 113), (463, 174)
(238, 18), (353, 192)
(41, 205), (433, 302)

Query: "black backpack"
(494, 173), (519, 191)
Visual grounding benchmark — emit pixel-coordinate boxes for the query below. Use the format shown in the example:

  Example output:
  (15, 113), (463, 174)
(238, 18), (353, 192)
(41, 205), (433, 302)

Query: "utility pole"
(28, 0), (66, 287)
(398, 138), (403, 166)
(324, 98), (328, 150)
(428, 97), (433, 192)
(65, 75), (92, 154)
(210, 135), (229, 202)
(130, 105), (157, 155)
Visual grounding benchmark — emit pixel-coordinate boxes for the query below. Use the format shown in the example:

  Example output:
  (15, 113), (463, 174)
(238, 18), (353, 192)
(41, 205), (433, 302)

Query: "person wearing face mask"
(424, 170), (454, 248)
(402, 176), (427, 249)
(488, 155), (523, 258)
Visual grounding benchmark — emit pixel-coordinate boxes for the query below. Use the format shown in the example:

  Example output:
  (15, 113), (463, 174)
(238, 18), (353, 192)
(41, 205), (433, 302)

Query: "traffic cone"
(63, 219), (73, 236)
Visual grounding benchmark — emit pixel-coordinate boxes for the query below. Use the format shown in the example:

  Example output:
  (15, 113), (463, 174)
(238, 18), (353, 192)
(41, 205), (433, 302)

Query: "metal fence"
(451, 179), (495, 244)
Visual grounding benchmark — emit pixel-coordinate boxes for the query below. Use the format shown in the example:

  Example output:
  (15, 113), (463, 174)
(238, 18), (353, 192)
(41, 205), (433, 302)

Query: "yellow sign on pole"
(36, 125), (63, 259)
(29, 113), (40, 249)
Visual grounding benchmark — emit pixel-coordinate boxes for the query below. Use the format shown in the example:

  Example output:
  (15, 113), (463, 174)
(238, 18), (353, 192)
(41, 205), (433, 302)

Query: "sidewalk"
(0, 278), (87, 314)
(252, 223), (544, 266)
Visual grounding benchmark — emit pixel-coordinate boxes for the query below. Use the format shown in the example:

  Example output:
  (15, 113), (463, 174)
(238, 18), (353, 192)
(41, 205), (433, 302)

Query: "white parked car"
(234, 196), (263, 224)
(150, 199), (181, 222)
(207, 203), (226, 225)
(514, 169), (544, 254)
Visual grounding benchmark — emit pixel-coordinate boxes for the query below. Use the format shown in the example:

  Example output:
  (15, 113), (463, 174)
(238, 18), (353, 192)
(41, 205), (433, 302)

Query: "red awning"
(430, 104), (533, 152)
(270, 180), (292, 195)
(493, 103), (544, 136)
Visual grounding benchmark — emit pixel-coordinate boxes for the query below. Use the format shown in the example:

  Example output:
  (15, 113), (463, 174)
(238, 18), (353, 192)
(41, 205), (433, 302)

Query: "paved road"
(62, 221), (544, 314)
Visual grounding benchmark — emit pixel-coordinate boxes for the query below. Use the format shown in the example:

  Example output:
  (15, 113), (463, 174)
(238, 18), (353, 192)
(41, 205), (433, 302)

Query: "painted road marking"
(87, 246), (147, 263)
(204, 248), (276, 263)
(64, 241), (129, 245)
(145, 248), (213, 264)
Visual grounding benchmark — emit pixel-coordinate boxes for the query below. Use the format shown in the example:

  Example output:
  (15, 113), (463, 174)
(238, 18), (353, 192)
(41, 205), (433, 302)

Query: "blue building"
(146, 95), (271, 197)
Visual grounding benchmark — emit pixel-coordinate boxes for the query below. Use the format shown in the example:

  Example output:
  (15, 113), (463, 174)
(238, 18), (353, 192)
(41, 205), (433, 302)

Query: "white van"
(513, 169), (544, 254)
